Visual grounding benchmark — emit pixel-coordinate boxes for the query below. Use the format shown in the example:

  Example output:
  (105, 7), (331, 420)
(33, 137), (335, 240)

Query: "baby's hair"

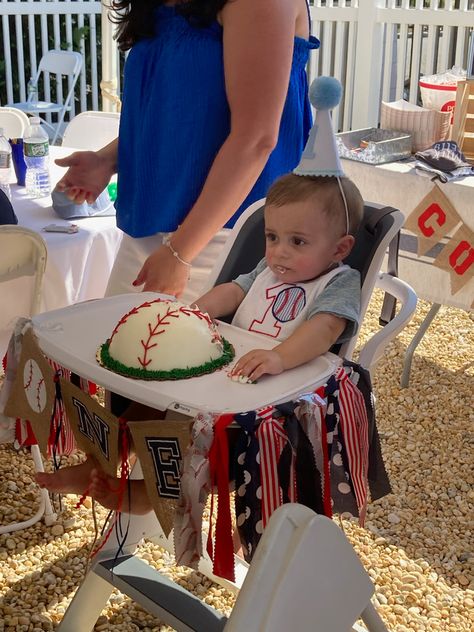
(266, 174), (364, 237)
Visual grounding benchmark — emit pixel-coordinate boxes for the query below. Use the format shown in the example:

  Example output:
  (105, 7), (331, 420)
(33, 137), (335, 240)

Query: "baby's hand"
(231, 349), (284, 383)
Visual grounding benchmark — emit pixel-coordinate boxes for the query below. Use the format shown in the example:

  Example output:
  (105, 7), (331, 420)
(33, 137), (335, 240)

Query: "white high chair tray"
(32, 293), (341, 415)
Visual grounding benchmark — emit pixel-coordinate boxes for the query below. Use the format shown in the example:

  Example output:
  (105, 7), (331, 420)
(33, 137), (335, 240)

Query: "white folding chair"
(62, 111), (120, 151)
(9, 50), (83, 145)
(0, 225), (57, 534)
(0, 107), (30, 139)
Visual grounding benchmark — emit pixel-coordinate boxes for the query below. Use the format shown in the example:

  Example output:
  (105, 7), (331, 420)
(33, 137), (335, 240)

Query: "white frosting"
(107, 299), (224, 372)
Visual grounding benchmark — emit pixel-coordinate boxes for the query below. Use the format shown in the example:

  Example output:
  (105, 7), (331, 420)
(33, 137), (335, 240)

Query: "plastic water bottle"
(24, 116), (50, 198)
(0, 127), (12, 201)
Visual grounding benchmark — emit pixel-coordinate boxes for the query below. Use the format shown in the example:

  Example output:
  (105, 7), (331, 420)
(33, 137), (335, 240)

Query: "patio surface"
(0, 290), (473, 631)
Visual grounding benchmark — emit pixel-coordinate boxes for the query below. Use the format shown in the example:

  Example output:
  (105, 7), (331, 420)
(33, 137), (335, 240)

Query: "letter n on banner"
(60, 379), (119, 478)
(128, 419), (192, 537)
(405, 184), (461, 256)
(432, 223), (474, 295)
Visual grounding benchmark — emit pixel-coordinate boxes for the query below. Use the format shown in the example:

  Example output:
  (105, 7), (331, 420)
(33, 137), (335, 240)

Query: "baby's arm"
(232, 313), (346, 381)
(195, 282), (245, 320)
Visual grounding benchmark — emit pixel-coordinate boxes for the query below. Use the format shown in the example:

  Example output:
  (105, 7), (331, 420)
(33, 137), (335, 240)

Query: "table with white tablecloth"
(341, 158), (474, 311)
(342, 157), (473, 385)
(0, 146), (123, 356)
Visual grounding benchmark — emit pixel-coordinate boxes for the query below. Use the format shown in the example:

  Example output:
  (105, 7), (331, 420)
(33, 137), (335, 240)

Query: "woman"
(56, 0), (318, 301)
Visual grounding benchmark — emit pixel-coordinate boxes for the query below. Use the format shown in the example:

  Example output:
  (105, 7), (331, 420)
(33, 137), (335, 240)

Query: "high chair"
(29, 197), (416, 631)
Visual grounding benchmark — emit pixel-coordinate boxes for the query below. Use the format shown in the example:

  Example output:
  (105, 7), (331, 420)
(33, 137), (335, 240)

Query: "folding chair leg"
(360, 602), (389, 631)
(400, 303), (441, 388)
(0, 444), (57, 535)
(56, 562), (115, 632)
(31, 444), (57, 526)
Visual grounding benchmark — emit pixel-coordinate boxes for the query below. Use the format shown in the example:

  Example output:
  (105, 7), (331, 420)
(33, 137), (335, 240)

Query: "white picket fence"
(0, 0), (105, 118)
(1, 0), (473, 131)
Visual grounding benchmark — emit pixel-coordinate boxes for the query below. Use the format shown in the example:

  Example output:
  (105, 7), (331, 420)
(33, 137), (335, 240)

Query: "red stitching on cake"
(109, 299), (164, 341)
(109, 300), (222, 369)
(138, 305), (181, 368)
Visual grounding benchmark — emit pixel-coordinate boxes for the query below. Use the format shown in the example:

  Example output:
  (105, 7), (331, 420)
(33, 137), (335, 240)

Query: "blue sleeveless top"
(116, 5), (319, 238)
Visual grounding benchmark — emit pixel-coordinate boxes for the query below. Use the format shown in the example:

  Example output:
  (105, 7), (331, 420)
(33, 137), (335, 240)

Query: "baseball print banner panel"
(3, 327), (55, 456)
(128, 419), (193, 537)
(60, 379), (120, 478)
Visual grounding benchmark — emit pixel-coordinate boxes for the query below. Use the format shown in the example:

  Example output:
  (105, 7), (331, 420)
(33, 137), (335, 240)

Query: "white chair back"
(38, 50), (83, 77)
(62, 111), (120, 151)
(0, 107), (30, 139)
(9, 50), (83, 145)
(0, 225), (47, 316)
(226, 504), (387, 631)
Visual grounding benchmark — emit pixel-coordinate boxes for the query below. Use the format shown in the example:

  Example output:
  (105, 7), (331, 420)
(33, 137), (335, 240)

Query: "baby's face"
(264, 200), (343, 284)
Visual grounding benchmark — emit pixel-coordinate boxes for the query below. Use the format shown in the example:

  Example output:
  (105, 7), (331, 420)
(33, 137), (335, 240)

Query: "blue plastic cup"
(9, 138), (27, 186)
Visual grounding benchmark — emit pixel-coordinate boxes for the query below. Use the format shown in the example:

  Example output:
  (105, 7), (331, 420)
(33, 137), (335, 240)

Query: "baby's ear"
(334, 234), (355, 261)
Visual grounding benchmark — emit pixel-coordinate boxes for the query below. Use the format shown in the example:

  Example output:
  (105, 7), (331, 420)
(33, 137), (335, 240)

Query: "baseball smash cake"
(98, 298), (234, 380)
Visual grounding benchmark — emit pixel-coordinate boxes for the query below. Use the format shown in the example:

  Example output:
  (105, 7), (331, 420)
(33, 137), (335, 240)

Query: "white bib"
(232, 265), (348, 341)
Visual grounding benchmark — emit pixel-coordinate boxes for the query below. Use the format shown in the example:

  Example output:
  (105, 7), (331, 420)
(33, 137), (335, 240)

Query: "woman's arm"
(135, 0), (299, 293)
(195, 282), (246, 320)
(55, 138), (118, 204)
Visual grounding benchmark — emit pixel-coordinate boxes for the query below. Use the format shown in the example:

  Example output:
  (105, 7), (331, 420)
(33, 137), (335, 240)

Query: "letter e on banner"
(405, 185), (461, 256)
(432, 223), (474, 295)
(128, 419), (192, 537)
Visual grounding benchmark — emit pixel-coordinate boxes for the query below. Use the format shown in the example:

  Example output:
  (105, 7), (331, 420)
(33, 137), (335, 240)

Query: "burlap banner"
(432, 222), (474, 294)
(60, 379), (120, 478)
(405, 184), (461, 256)
(3, 328), (55, 456)
(128, 419), (192, 537)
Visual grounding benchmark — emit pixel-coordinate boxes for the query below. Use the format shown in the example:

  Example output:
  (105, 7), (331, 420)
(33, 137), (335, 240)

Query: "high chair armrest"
(358, 273), (417, 372)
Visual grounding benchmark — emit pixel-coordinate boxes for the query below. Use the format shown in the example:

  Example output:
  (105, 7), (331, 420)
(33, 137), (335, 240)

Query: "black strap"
(363, 206), (401, 327)
(379, 230), (400, 326)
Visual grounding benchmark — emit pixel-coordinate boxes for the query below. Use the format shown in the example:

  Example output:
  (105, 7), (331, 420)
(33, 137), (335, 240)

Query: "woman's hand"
(133, 245), (190, 297)
(231, 348), (284, 382)
(55, 148), (116, 204)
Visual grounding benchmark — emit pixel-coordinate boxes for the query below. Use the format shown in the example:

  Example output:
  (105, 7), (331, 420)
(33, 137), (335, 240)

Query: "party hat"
(294, 76), (344, 177)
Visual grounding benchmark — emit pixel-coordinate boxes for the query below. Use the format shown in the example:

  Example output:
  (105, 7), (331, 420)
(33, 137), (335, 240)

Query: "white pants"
(105, 229), (230, 304)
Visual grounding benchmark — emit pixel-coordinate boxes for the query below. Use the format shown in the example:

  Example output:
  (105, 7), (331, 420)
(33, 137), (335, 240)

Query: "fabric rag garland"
(177, 360), (391, 577)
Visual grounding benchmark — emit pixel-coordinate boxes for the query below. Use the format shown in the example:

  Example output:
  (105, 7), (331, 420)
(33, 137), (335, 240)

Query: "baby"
(197, 172), (364, 382)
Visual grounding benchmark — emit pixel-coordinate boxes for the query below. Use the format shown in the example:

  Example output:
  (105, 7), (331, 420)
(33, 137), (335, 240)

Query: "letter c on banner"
(418, 203), (446, 237)
(449, 241), (474, 275)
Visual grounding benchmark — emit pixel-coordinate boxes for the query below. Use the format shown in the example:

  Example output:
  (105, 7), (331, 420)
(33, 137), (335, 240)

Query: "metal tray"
(336, 127), (412, 164)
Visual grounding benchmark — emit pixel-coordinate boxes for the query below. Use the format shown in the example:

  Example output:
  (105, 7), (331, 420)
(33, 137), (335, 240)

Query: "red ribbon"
(206, 413), (235, 582)
(89, 417), (130, 557)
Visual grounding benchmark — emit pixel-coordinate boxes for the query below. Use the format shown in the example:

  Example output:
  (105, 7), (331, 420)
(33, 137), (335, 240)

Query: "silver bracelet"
(164, 236), (192, 267)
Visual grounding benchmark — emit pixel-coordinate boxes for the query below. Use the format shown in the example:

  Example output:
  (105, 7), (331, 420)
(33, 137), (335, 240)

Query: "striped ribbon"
(335, 366), (369, 520)
(255, 406), (287, 527)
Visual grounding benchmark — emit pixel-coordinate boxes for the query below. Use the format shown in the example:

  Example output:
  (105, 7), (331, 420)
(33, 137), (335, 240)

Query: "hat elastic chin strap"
(336, 176), (350, 235)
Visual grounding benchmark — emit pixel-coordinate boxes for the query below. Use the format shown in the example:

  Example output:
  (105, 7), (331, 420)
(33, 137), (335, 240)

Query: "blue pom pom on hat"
(294, 76), (345, 178)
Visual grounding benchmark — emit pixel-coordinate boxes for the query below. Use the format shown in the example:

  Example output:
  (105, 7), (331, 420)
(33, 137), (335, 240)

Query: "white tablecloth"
(342, 158), (474, 311)
(1, 146), (123, 356)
